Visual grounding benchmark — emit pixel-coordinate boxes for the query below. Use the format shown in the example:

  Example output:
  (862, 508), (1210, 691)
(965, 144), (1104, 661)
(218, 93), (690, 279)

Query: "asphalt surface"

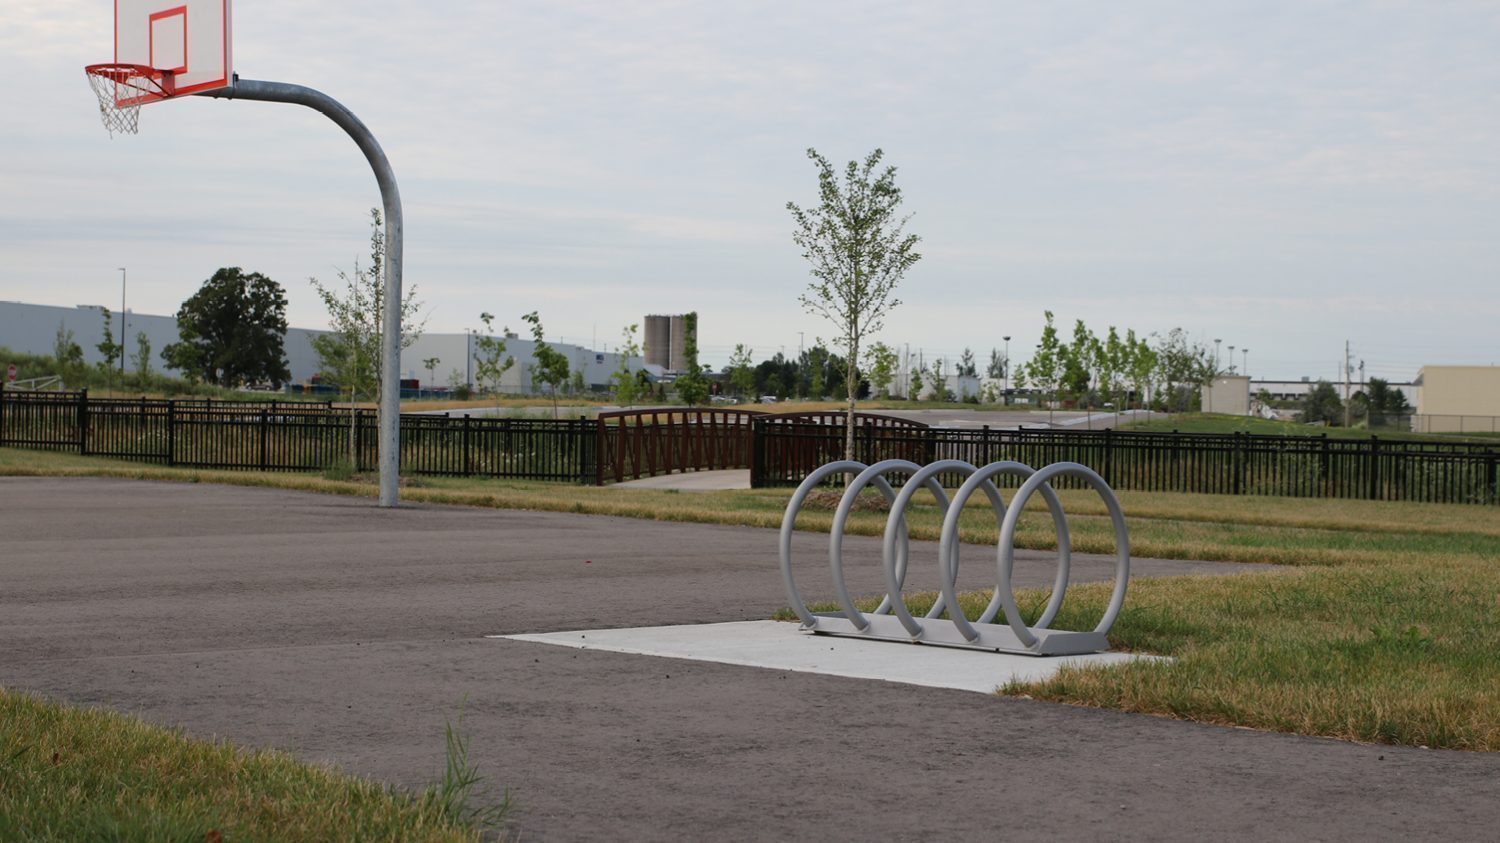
(4, 477), (1498, 840)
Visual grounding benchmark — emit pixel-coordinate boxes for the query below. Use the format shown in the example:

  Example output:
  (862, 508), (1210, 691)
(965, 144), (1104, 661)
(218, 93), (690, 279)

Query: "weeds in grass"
(425, 706), (512, 834)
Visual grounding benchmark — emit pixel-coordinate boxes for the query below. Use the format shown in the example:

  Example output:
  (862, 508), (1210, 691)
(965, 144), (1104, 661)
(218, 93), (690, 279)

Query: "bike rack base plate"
(808, 612), (1111, 656)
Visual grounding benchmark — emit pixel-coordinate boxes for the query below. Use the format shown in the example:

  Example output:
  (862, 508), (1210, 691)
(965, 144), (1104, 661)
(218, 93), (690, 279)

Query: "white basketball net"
(85, 65), (171, 136)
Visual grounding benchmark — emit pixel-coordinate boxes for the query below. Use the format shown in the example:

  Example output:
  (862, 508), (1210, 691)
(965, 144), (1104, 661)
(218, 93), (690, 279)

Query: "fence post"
(0, 382), (6, 447)
(1232, 431), (1243, 496)
(1103, 427), (1114, 486)
(166, 399), (176, 466)
(259, 407), (269, 471)
(1489, 454), (1498, 505)
(354, 408), (364, 472)
(462, 414), (472, 477)
(78, 389), (90, 455)
(1320, 434), (1331, 496)
(750, 418), (764, 489)
(1368, 435), (1380, 500)
(594, 416), (605, 486)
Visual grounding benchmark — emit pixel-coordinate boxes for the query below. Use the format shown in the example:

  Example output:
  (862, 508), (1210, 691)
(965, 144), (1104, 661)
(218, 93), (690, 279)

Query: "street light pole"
(1243, 348), (1249, 378)
(1002, 335), (1011, 405)
(117, 267), (127, 376)
(1228, 345), (1236, 374)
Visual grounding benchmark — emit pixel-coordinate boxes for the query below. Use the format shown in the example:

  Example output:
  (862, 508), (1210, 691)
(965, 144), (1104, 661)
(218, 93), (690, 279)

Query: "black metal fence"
(6, 388), (1499, 504)
(751, 421), (1500, 505)
(0, 389), (597, 483)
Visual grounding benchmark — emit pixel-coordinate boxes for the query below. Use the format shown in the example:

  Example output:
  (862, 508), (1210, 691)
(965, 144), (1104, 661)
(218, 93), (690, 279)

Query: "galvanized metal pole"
(199, 78), (404, 507)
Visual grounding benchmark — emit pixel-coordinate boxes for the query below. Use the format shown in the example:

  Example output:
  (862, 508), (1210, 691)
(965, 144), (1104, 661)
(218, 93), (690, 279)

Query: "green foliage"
(473, 312), (514, 395)
(309, 209), (426, 400)
(609, 323), (643, 406)
(522, 311), (570, 416)
(866, 341), (899, 398)
(162, 267), (292, 388)
(1152, 327), (1211, 412)
(1301, 380), (1345, 425)
(726, 343), (755, 397)
(788, 147), (922, 457)
(131, 332), (152, 378)
(424, 709), (511, 833)
(1060, 319), (1095, 400)
(422, 357), (441, 387)
(986, 347), (1008, 380)
(94, 307), (124, 385)
(673, 312), (709, 406)
(1030, 311), (1064, 413)
(956, 347), (977, 378)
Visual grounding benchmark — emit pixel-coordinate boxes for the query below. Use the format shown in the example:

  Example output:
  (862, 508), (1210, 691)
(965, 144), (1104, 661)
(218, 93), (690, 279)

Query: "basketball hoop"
(84, 63), (175, 135)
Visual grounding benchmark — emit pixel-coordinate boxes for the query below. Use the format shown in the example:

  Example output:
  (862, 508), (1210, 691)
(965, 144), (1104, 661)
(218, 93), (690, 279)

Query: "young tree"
(473, 312), (514, 395)
(1098, 326), (1124, 422)
(1152, 328), (1212, 413)
(309, 209), (425, 401)
(609, 323), (644, 406)
(95, 306), (124, 392)
(987, 348), (1008, 380)
(866, 341), (899, 398)
(726, 343), (756, 397)
(908, 365), (924, 402)
(673, 312), (709, 406)
(422, 356), (440, 388)
(163, 267), (291, 387)
(957, 347), (978, 378)
(1030, 311), (1064, 424)
(787, 147), (922, 459)
(522, 311), (570, 417)
(1061, 319), (1095, 407)
(131, 332), (152, 379)
(52, 322), (84, 385)
(1125, 329), (1155, 409)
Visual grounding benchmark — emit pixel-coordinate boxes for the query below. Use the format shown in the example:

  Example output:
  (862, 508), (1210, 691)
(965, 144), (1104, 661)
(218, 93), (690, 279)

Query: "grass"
(1121, 412), (1492, 443)
(5, 445), (1500, 751)
(0, 690), (507, 841)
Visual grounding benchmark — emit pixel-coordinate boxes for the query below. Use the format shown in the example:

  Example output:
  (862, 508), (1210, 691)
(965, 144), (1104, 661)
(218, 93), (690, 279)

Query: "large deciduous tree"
(162, 267), (291, 387)
(788, 147), (921, 460)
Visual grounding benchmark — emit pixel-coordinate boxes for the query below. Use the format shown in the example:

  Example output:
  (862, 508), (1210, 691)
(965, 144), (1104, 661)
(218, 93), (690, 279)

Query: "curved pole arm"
(199, 77), (404, 507)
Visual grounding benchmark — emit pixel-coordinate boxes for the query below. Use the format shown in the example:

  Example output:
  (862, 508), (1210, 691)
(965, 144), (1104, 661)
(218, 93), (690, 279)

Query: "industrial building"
(0, 300), (643, 395)
(1413, 366), (1500, 433)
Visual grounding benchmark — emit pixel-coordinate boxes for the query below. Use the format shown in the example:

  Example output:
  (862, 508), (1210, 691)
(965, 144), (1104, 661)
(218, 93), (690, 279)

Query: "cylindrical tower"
(644, 314), (672, 369)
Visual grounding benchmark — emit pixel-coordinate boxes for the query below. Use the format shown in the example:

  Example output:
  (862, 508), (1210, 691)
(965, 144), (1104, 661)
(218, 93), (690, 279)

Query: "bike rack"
(778, 459), (1131, 656)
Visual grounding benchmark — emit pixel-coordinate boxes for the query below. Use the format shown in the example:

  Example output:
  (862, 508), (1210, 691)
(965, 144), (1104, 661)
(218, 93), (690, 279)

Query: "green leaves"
(163, 267), (291, 388)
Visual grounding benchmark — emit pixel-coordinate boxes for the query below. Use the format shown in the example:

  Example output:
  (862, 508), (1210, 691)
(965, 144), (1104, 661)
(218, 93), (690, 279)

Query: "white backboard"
(115, 0), (232, 103)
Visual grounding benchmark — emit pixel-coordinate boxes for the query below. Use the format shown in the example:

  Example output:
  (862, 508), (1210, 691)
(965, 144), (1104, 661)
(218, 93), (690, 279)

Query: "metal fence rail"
(751, 422), (1500, 505)
(0, 388), (598, 483)
(6, 387), (1499, 502)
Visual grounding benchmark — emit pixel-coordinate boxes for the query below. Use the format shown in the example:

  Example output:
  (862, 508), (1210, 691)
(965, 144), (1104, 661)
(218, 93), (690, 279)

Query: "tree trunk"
(844, 341), (858, 462)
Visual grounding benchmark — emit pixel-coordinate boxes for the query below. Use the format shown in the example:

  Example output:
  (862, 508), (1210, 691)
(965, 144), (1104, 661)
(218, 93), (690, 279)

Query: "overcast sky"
(4, 1), (1497, 381)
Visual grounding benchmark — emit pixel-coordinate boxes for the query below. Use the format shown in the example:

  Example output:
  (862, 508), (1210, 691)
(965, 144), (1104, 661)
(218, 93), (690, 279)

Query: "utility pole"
(1343, 340), (1352, 428)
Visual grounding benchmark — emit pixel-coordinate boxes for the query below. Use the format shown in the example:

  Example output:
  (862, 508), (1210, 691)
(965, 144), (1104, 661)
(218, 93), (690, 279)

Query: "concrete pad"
(608, 468), (751, 490)
(500, 620), (1161, 694)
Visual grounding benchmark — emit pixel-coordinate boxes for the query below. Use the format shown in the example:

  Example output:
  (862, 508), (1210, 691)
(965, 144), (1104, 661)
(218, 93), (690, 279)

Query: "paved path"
(3, 477), (1497, 840)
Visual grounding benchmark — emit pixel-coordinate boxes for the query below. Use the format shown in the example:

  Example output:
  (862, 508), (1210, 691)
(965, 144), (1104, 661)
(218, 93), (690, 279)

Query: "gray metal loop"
(998, 462), (1130, 638)
(829, 460), (921, 629)
(782, 457), (1132, 656)
(877, 460), (964, 638)
(937, 460), (1071, 643)
(779, 460), (868, 627)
